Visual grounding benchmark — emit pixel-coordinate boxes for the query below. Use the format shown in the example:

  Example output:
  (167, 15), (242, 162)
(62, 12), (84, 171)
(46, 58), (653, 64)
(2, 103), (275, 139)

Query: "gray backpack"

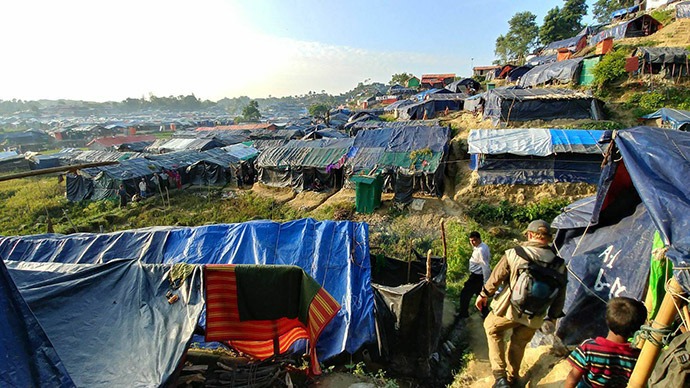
(510, 246), (566, 317)
(649, 331), (690, 387)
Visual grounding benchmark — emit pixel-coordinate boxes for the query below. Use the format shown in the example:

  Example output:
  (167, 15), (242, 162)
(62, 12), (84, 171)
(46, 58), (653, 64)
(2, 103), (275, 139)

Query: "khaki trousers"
(483, 311), (537, 381)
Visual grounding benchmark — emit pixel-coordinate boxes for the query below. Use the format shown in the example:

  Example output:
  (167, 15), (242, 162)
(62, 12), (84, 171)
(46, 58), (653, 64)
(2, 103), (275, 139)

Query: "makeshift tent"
(346, 125), (450, 203)
(519, 58), (585, 88)
(0, 258), (74, 387)
(399, 96), (464, 120)
(0, 219), (375, 362)
(398, 101), (435, 120)
(483, 87), (605, 125)
(371, 252), (446, 378)
(542, 35), (588, 54)
(526, 54), (558, 67)
(445, 78), (481, 93)
(635, 47), (689, 77)
(384, 99), (414, 112)
(3, 259), (204, 387)
(152, 138), (225, 153)
(0, 153), (30, 174)
(591, 15), (662, 45)
(468, 128), (605, 184)
(553, 126), (690, 345)
(67, 158), (159, 201)
(641, 108), (690, 130)
(506, 65), (533, 82)
(255, 138), (353, 191)
(678, 1), (690, 18)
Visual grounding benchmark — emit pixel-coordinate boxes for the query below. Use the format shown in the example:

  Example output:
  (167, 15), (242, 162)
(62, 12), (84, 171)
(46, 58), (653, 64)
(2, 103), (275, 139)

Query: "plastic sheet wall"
(0, 218), (376, 361)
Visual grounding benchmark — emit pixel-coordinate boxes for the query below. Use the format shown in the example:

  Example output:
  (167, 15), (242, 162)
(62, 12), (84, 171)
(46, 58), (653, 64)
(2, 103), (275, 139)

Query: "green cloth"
(648, 231), (673, 319)
(378, 151), (442, 171)
(234, 265), (321, 325)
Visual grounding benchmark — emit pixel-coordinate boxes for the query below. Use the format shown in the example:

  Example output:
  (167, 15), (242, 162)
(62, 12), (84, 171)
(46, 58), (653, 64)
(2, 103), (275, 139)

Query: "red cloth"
(204, 265), (340, 375)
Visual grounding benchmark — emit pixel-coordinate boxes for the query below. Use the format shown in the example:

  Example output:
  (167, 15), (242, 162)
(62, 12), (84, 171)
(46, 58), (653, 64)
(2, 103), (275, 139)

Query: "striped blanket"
(204, 265), (340, 374)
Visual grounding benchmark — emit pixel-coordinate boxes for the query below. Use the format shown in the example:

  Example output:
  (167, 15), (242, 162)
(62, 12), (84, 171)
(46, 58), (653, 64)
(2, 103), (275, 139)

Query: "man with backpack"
(475, 220), (567, 388)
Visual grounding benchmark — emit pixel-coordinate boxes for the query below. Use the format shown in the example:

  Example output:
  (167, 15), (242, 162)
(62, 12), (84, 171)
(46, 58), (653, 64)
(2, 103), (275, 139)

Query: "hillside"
(1, 11), (689, 388)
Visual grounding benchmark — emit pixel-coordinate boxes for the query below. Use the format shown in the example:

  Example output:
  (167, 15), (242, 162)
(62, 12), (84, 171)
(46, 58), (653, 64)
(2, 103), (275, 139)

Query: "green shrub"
(592, 49), (629, 90)
(651, 9), (674, 25)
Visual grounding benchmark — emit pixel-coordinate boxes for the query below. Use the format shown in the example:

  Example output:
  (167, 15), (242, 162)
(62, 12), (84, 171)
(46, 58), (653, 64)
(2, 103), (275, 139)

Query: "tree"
(592, 0), (635, 23)
(389, 72), (413, 86)
(308, 103), (330, 121)
(494, 12), (539, 64)
(539, 0), (587, 45)
(241, 100), (261, 122)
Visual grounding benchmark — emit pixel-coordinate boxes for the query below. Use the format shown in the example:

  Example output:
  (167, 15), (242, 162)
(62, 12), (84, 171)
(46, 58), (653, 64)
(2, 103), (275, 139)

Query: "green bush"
(651, 9), (674, 25)
(626, 88), (690, 117)
(466, 198), (569, 225)
(592, 49), (629, 90)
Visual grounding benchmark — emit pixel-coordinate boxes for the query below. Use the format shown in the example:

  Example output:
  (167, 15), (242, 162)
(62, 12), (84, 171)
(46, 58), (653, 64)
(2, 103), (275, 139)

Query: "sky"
(0, 0), (596, 102)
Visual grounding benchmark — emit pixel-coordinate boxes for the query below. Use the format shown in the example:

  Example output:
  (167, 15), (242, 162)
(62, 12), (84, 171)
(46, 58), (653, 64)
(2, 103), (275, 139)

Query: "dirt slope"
(450, 314), (573, 388)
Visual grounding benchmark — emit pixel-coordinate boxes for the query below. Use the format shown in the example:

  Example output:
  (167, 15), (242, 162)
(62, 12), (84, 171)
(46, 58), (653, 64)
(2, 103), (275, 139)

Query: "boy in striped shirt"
(565, 297), (647, 388)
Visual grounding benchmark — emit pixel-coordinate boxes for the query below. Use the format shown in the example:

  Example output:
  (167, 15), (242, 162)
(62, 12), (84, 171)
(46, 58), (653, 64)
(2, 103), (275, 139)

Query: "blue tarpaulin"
(468, 129), (605, 185)
(642, 108), (690, 130)
(0, 258), (75, 388)
(2, 259), (204, 387)
(553, 126), (690, 344)
(0, 219), (376, 362)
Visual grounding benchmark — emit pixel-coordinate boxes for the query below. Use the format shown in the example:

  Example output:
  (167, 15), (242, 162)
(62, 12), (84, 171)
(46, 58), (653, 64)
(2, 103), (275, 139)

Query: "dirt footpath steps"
(449, 314), (573, 388)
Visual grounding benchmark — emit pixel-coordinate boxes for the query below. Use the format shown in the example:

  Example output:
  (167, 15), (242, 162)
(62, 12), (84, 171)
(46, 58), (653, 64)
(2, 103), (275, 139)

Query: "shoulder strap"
(514, 245), (561, 266)
(513, 246), (530, 262)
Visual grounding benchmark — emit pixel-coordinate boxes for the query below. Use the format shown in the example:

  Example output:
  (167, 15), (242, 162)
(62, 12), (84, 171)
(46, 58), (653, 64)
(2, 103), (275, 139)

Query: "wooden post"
(440, 219), (447, 265)
(426, 249), (432, 281)
(628, 277), (687, 387)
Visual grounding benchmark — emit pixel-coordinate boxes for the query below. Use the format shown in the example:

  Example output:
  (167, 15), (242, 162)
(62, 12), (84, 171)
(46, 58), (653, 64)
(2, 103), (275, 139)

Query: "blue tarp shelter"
(642, 108), (690, 130)
(1, 258), (204, 387)
(611, 4), (639, 19)
(552, 126), (690, 345)
(0, 258), (75, 387)
(0, 219), (375, 366)
(468, 128), (605, 185)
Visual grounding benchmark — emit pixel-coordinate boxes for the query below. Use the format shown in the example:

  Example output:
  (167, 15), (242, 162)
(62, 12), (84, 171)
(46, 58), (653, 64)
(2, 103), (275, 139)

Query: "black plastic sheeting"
(635, 47), (689, 64)
(472, 154), (603, 185)
(4, 259), (205, 387)
(519, 58), (584, 88)
(483, 87), (604, 124)
(543, 35), (585, 52)
(445, 78), (480, 93)
(591, 15), (662, 45)
(371, 253), (446, 378)
(392, 168), (444, 204)
(0, 258), (75, 388)
(506, 66), (533, 82)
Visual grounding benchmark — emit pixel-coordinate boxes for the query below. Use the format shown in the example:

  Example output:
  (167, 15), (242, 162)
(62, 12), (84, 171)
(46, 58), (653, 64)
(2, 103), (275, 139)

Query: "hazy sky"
(0, 0), (595, 102)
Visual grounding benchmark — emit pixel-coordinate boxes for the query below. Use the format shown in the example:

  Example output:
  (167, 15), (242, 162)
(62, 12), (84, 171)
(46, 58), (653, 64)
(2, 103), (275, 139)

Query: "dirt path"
(449, 314), (573, 387)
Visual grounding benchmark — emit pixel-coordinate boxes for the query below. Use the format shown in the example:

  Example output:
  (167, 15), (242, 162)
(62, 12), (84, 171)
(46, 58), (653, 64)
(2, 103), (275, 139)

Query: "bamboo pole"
(440, 219), (447, 265)
(0, 161), (118, 182)
(628, 277), (687, 387)
(426, 249), (432, 281)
